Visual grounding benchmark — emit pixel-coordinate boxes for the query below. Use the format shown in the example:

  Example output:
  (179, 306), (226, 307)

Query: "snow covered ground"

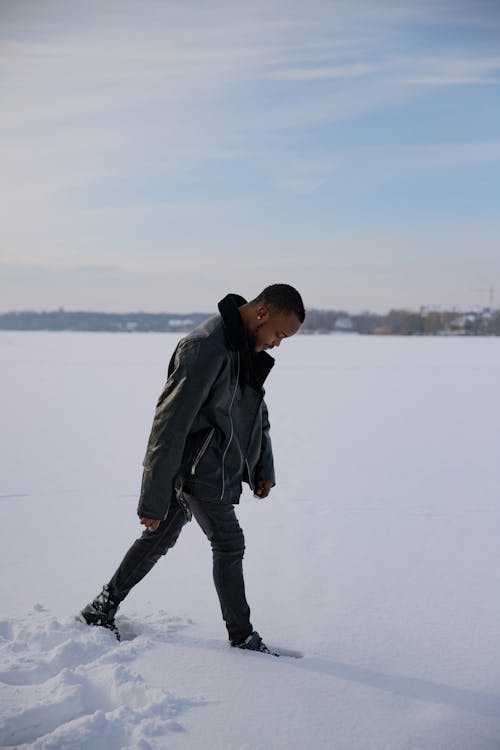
(1, 330), (500, 749)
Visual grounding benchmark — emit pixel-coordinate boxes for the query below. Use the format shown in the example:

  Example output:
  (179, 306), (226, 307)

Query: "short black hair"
(253, 284), (305, 324)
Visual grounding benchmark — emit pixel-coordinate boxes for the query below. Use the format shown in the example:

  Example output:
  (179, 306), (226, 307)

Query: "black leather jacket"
(137, 294), (275, 520)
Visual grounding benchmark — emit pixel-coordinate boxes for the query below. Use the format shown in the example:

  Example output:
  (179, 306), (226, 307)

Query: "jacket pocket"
(190, 427), (215, 475)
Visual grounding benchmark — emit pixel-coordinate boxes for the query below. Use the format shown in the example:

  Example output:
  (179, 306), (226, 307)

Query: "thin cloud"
(355, 142), (500, 170)
(400, 76), (499, 85)
(275, 178), (326, 194)
(268, 62), (391, 81)
(396, 56), (500, 86)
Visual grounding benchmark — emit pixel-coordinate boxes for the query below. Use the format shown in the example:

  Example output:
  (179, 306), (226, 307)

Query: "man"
(81, 284), (305, 652)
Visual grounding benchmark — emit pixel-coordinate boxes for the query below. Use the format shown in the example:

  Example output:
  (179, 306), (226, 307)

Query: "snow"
(1, 331), (500, 749)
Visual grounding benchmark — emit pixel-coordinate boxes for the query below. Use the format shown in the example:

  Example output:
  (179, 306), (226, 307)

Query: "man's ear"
(256, 305), (269, 321)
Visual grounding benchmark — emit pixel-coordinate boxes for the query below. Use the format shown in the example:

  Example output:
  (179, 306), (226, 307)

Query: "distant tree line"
(1, 307), (499, 335)
(0, 309), (208, 332)
(303, 307), (500, 336)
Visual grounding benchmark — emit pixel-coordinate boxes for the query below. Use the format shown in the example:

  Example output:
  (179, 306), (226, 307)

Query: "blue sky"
(1, 0), (499, 313)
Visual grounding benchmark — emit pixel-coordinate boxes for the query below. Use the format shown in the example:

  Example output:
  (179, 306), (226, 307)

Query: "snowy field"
(1, 330), (500, 750)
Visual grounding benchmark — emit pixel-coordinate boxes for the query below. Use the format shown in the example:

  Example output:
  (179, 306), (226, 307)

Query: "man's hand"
(254, 480), (274, 499)
(140, 517), (161, 532)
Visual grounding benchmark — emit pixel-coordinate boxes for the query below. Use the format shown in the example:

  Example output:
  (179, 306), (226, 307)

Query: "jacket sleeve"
(138, 337), (224, 520)
(253, 399), (276, 486)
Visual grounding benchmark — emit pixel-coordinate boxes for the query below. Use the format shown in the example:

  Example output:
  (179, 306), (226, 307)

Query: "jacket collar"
(218, 293), (274, 387)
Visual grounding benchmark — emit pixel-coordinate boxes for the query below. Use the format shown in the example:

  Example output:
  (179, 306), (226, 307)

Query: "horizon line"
(0, 304), (497, 317)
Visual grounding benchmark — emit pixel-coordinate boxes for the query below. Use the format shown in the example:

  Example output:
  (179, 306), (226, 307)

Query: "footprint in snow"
(0, 606), (204, 749)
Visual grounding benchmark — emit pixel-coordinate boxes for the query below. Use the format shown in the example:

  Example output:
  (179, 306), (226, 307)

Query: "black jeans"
(107, 494), (253, 644)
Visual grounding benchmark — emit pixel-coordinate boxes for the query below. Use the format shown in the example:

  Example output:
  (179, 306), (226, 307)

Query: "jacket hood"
(217, 293), (274, 387)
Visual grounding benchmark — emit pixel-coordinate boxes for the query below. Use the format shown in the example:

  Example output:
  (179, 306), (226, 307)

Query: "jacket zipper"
(191, 427), (215, 475)
(220, 351), (240, 500)
(245, 459), (255, 494)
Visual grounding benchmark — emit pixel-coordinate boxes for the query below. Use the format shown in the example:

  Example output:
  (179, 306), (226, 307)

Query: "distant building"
(334, 316), (353, 331)
(420, 305), (490, 335)
(168, 318), (195, 328)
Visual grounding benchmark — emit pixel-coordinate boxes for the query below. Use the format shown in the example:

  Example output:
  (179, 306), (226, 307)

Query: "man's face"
(248, 306), (302, 353)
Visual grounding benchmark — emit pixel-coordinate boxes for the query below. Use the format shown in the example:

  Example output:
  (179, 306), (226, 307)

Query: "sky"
(1, 0), (499, 314)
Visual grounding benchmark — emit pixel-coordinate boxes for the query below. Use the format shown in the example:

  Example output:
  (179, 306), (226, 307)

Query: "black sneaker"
(232, 630), (277, 655)
(79, 585), (121, 641)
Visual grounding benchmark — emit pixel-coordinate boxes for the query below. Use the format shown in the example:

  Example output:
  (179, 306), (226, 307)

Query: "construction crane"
(472, 285), (495, 310)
